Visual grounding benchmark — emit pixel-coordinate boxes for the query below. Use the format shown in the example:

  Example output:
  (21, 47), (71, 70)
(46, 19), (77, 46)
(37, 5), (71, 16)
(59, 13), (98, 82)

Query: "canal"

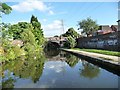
(1, 49), (119, 88)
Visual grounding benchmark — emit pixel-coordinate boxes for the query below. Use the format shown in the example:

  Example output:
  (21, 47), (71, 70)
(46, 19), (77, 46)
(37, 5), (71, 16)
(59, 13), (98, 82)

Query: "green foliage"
(62, 28), (80, 39)
(65, 53), (79, 67)
(2, 50), (46, 85)
(78, 18), (99, 37)
(80, 61), (100, 79)
(62, 28), (79, 48)
(2, 77), (15, 89)
(0, 2), (12, 14)
(30, 15), (44, 46)
(8, 22), (32, 39)
(1, 23), (12, 39)
(21, 28), (35, 45)
(1, 13), (45, 63)
(66, 36), (76, 48)
(54, 35), (59, 37)
(1, 39), (26, 62)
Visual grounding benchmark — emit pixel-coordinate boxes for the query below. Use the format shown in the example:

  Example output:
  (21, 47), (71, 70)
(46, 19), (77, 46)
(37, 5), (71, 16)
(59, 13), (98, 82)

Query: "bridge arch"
(45, 41), (60, 49)
(46, 37), (67, 48)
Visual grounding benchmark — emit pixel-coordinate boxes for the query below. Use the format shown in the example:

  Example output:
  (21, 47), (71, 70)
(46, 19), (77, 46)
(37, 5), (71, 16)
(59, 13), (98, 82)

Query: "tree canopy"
(78, 18), (99, 37)
(30, 15), (44, 46)
(0, 2), (12, 14)
(62, 28), (80, 39)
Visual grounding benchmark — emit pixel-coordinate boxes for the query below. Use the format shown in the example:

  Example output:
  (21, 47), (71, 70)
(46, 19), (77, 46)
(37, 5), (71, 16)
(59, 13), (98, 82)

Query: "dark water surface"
(1, 49), (119, 88)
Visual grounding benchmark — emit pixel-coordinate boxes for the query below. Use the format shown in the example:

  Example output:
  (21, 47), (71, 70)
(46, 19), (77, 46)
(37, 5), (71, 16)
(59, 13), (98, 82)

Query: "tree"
(0, 2), (12, 14)
(8, 22), (31, 39)
(62, 28), (80, 39)
(78, 18), (99, 37)
(0, 3), (12, 39)
(30, 15), (44, 46)
(54, 35), (59, 37)
(1, 23), (12, 39)
(65, 36), (76, 48)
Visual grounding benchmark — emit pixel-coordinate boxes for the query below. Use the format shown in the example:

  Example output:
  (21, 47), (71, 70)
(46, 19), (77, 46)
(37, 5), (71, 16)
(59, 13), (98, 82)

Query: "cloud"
(48, 10), (54, 15)
(42, 20), (62, 31)
(42, 20), (69, 37)
(44, 61), (67, 73)
(43, 19), (47, 22)
(11, 0), (54, 14)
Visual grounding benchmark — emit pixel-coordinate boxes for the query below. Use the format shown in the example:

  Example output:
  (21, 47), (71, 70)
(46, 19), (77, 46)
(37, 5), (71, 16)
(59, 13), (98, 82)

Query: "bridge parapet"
(46, 37), (67, 42)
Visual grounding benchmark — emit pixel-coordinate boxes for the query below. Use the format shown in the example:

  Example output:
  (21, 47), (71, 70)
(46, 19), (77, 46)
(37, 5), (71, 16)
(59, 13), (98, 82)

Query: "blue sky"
(2, 1), (118, 37)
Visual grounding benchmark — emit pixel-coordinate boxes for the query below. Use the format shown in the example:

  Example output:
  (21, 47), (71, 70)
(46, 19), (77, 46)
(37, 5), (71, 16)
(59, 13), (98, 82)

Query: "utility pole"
(60, 20), (64, 46)
(61, 19), (64, 34)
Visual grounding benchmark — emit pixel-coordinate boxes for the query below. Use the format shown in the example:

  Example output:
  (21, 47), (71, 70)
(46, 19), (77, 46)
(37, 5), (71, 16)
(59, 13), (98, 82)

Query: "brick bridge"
(46, 37), (67, 47)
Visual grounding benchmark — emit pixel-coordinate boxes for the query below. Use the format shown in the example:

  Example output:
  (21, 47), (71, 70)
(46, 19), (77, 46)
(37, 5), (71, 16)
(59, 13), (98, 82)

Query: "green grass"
(72, 48), (120, 57)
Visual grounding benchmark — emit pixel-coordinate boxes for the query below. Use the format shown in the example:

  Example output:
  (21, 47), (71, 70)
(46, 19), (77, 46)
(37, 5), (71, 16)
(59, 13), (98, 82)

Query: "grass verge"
(72, 48), (120, 57)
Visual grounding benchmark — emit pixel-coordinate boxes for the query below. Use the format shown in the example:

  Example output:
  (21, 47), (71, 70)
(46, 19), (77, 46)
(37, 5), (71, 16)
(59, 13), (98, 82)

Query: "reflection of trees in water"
(2, 50), (46, 88)
(65, 53), (79, 68)
(44, 48), (60, 58)
(80, 60), (100, 79)
(2, 77), (15, 89)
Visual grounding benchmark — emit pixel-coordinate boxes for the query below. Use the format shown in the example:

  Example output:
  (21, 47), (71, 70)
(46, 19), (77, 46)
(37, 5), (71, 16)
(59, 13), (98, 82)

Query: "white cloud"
(44, 61), (67, 73)
(42, 20), (62, 31)
(43, 19), (47, 22)
(11, 0), (54, 14)
(42, 20), (69, 37)
(48, 10), (54, 15)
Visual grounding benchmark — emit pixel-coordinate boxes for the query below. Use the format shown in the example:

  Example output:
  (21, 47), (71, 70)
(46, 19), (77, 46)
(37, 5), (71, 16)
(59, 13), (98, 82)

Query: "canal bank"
(61, 48), (120, 76)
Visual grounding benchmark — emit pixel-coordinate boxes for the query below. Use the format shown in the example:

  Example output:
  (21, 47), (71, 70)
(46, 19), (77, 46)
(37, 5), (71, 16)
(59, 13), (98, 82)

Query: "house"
(96, 25), (118, 35)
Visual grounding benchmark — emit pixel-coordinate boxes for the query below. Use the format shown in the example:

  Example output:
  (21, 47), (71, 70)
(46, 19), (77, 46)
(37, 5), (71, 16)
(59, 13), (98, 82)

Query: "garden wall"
(76, 31), (120, 51)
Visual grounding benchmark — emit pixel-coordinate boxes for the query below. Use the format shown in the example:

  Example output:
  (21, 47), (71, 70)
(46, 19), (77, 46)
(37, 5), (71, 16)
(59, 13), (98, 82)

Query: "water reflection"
(65, 53), (79, 68)
(1, 49), (119, 88)
(44, 48), (60, 58)
(2, 77), (15, 89)
(80, 60), (100, 79)
(2, 51), (46, 88)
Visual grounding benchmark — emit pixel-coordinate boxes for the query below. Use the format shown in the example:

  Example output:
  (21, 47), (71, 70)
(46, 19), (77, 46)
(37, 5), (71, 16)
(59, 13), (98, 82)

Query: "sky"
(2, 0), (118, 37)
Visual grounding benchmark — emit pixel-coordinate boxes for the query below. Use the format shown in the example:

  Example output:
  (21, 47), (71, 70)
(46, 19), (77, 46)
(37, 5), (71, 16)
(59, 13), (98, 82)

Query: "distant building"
(95, 25), (118, 36)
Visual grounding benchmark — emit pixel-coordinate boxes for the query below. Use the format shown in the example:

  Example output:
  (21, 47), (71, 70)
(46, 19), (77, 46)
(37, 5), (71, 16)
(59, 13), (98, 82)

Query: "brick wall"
(76, 31), (120, 51)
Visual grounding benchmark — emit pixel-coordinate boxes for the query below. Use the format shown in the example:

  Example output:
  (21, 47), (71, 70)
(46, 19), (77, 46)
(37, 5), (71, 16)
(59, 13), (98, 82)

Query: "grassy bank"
(72, 48), (120, 57)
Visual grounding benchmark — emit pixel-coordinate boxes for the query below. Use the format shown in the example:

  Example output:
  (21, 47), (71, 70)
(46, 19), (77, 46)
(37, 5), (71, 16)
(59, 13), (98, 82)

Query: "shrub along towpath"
(61, 48), (120, 76)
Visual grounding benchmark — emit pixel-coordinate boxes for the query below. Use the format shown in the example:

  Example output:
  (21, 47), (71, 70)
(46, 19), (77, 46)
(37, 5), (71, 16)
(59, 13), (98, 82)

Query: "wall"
(76, 31), (120, 51)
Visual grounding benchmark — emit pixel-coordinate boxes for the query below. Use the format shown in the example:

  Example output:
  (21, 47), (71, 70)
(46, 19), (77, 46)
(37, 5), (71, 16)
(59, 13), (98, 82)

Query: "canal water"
(1, 49), (119, 88)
